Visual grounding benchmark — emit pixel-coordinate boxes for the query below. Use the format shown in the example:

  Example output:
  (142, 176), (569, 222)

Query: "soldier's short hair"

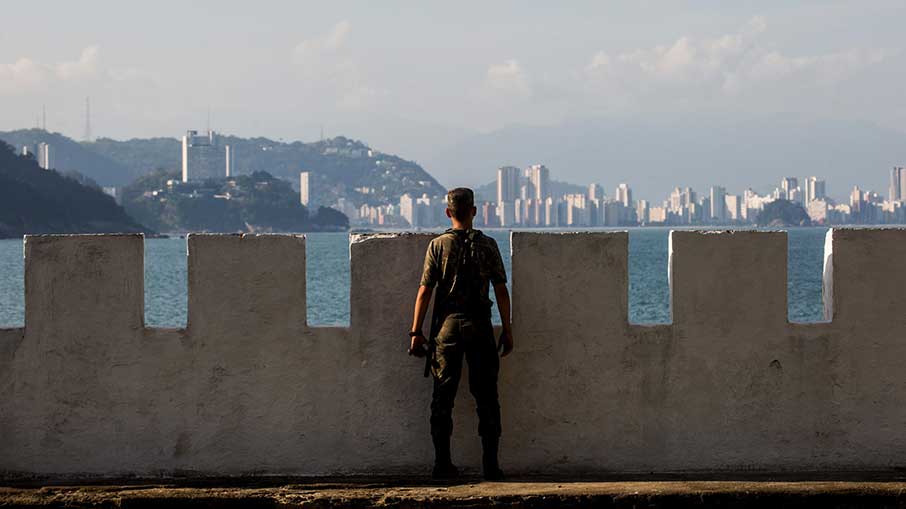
(446, 188), (475, 221)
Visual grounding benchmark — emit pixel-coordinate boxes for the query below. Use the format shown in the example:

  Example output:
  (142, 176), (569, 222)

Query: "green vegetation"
(122, 170), (348, 233)
(0, 141), (147, 238)
(756, 199), (812, 227)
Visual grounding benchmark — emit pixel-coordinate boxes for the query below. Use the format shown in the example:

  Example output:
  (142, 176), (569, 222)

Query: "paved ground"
(5, 474), (906, 508)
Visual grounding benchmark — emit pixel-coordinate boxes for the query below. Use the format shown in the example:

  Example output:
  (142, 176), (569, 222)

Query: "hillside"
(0, 141), (147, 238)
(90, 133), (446, 207)
(756, 200), (812, 227)
(121, 170), (348, 233)
(0, 129), (131, 185)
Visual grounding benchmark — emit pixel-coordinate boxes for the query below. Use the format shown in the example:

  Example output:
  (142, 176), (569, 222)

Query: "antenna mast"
(84, 97), (92, 142)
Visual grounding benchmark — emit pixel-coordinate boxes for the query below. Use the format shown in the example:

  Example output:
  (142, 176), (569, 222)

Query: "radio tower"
(42, 105), (46, 131)
(83, 97), (92, 142)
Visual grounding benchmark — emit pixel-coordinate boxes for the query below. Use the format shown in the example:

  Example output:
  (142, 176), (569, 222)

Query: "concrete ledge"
(4, 476), (906, 508)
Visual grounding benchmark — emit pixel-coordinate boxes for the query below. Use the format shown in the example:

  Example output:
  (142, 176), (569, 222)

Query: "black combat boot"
(431, 434), (459, 479)
(481, 435), (505, 481)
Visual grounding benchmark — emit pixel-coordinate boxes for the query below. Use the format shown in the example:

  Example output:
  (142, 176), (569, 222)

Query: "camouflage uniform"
(420, 228), (507, 439)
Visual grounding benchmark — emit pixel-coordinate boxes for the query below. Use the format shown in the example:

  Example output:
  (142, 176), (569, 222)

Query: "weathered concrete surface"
(2, 229), (906, 477)
(5, 478), (906, 508)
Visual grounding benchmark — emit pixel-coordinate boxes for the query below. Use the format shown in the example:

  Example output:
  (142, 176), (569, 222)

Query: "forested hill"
(91, 134), (446, 206)
(0, 141), (147, 238)
(0, 129), (130, 185)
(0, 130), (447, 206)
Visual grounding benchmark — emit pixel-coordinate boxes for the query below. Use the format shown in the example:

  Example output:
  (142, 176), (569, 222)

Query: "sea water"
(0, 228), (828, 329)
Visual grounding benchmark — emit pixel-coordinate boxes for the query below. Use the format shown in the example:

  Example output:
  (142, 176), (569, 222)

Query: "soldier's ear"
(471, 206), (477, 217)
(445, 208), (453, 219)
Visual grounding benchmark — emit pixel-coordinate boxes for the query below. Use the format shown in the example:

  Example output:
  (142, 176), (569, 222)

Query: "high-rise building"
(588, 183), (604, 201)
(616, 183), (632, 207)
(225, 145), (235, 178)
(781, 177), (799, 201)
(300, 172), (312, 207)
(36, 142), (52, 170)
(890, 167), (906, 202)
(710, 186), (727, 222)
(804, 177), (826, 204)
(850, 186), (864, 213)
(497, 201), (515, 227)
(724, 194), (741, 221)
(544, 197), (558, 227)
(636, 200), (650, 224)
(526, 164), (550, 200)
(496, 166), (521, 203)
(182, 130), (224, 182)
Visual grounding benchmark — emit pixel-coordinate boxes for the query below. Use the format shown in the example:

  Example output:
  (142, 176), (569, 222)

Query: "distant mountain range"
(0, 141), (147, 238)
(424, 114), (906, 202)
(0, 129), (446, 207)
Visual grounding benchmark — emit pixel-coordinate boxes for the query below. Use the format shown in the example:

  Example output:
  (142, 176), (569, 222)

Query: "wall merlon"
(825, 228), (906, 328)
(670, 230), (787, 334)
(187, 234), (307, 338)
(512, 231), (628, 335)
(24, 234), (144, 336)
(349, 233), (434, 337)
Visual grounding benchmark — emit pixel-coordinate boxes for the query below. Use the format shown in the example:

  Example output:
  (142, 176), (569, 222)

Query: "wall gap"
(0, 238), (24, 329)
(307, 232), (351, 326)
(629, 228), (672, 325)
(787, 227), (829, 324)
(144, 236), (188, 328)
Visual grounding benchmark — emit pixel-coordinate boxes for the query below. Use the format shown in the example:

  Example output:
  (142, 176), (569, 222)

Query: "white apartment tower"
(710, 186), (727, 222)
(300, 171), (312, 207)
(496, 166), (521, 203)
(616, 183), (632, 207)
(781, 177), (799, 201)
(889, 167), (906, 202)
(804, 177), (826, 204)
(181, 130), (224, 182)
(225, 145), (235, 178)
(37, 142), (52, 170)
(526, 164), (550, 200)
(724, 194), (741, 221)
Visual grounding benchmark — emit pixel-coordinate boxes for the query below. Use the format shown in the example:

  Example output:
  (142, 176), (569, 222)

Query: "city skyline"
(15, 129), (906, 228)
(373, 162), (906, 229)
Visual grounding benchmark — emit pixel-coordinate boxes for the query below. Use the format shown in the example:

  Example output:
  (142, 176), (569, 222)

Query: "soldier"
(408, 187), (514, 480)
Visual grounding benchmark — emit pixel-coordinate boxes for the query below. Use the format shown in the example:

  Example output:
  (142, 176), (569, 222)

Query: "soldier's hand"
(498, 328), (514, 358)
(409, 333), (428, 357)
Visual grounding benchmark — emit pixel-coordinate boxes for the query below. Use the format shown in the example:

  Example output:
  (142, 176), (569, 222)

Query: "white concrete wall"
(1, 229), (906, 477)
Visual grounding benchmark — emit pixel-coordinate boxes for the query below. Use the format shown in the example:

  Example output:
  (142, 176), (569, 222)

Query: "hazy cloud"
(293, 20), (351, 62)
(0, 46), (101, 94)
(485, 59), (532, 99)
(581, 16), (889, 106)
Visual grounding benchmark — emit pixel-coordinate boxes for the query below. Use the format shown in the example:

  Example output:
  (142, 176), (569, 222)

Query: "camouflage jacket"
(420, 229), (507, 335)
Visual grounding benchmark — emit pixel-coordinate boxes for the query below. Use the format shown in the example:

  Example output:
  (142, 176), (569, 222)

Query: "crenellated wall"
(1, 229), (906, 477)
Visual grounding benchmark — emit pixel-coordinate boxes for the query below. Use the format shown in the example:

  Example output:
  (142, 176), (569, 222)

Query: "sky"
(1, 1), (905, 195)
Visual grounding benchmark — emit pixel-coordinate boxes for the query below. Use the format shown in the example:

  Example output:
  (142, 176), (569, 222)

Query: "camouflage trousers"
(429, 312), (501, 438)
